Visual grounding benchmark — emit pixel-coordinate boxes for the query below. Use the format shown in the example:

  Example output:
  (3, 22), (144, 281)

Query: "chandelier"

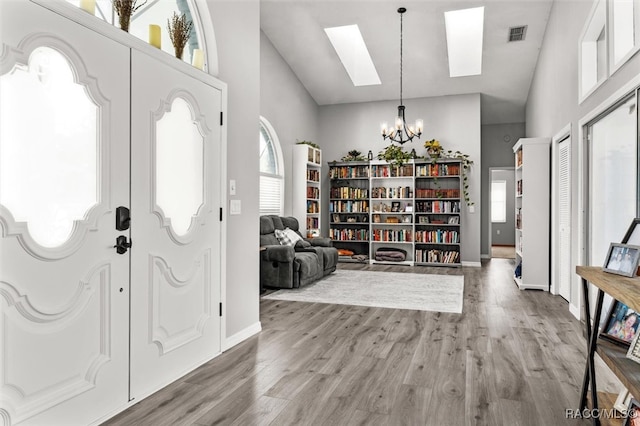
(381, 7), (423, 145)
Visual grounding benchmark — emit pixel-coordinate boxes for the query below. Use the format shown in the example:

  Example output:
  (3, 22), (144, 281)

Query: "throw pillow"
(295, 240), (312, 249)
(274, 227), (303, 247)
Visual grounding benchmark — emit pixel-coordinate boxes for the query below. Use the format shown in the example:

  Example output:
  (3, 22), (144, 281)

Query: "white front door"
(0, 1), (130, 424)
(129, 49), (222, 399)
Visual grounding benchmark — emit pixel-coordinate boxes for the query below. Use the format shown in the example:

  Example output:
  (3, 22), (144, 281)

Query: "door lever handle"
(114, 235), (132, 254)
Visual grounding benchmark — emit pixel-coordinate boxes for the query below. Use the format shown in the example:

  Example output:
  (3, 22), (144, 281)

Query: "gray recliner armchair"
(260, 215), (338, 289)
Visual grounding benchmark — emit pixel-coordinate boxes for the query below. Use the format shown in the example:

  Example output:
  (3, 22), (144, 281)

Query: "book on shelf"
(307, 169), (320, 182)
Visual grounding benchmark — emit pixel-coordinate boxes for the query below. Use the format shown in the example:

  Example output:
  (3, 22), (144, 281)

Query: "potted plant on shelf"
(424, 139), (443, 159)
(377, 144), (414, 166)
(341, 150), (367, 161)
(295, 140), (320, 149)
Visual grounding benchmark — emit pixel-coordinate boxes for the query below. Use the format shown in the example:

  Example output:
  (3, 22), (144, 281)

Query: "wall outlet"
(468, 205), (475, 214)
(229, 179), (236, 195)
(230, 199), (241, 215)
(496, 229), (501, 235)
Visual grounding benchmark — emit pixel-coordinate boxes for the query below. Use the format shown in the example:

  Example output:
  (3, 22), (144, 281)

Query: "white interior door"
(557, 137), (571, 300)
(129, 50), (222, 399)
(0, 1), (130, 424)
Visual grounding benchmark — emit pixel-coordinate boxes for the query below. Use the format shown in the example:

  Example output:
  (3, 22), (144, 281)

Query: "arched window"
(69, 0), (204, 66)
(259, 117), (284, 216)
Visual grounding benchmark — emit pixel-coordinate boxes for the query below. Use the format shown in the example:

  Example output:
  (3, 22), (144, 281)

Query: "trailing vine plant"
(439, 149), (474, 205)
(296, 140), (321, 149)
(377, 144), (413, 166)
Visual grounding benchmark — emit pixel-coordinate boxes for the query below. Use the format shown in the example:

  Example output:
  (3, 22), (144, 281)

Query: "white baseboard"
(570, 303), (581, 320)
(462, 261), (482, 267)
(222, 321), (262, 351)
(481, 254), (491, 259)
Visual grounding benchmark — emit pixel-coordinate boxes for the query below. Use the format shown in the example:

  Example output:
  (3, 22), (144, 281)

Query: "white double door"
(0, 2), (222, 424)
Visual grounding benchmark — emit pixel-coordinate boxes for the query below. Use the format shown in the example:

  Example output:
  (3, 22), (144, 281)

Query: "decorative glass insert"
(155, 97), (204, 236)
(259, 118), (284, 216)
(580, 0), (607, 99)
(0, 47), (99, 247)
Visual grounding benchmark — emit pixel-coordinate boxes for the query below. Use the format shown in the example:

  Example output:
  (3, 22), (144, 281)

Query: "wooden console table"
(577, 266), (640, 426)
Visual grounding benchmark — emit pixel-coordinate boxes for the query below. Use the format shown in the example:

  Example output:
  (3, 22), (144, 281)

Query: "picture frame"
(404, 203), (413, 212)
(347, 216), (356, 223)
(622, 218), (640, 245)
(448, 216), (459, 224)
(402, 215), (412, 223)
(332, 214), (340, 223)
(600, 301), (640, 347)
(391, 201), (400, 212)
(603, 243), (640, 277)
(615, 389), (633, 414)
(373, 214), (381, 224)
(623, 398), (640, 426)
(627, 330), (640, 364)
(418, 216), (430, 224)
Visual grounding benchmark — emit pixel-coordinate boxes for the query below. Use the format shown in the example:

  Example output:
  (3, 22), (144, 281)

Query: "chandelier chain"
(400, 10), (403, 105)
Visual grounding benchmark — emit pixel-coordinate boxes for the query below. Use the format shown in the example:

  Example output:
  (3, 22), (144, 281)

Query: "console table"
(577, 266), (640, 426)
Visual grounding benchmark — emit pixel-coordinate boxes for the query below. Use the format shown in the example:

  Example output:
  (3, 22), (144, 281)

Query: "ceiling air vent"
(508, 25), (527, 42)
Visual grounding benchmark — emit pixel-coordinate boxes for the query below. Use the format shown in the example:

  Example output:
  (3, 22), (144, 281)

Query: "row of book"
(517, 179), (523, 195)
(372, 229), (412, 242)
(516, 208), (522, 229)
(329, 229), (369, 241)
(371, 186), (413, 199)
(415, 201), (461, 213)
(516, 149), (523, 167)
(307, 169), (320, 182)
(329, 200), (369, 213)
(414, 230), (460, 244)
(415, 188), (460, 198)
(330, 186), (369, 199)
(306, 186), (320, 199)
(307, 200), (319, 213)
(329, 166), (370, 179)
(415, 249), (460, 264)
(415, 163), (460, 177)
(371, 164), (414, 177)
(307, 217), (319, 229)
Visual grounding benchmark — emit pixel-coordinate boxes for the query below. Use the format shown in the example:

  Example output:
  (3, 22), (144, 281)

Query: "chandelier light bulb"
(395, 116), (403, 130)
(381, 122), (388, 136)
(416, 119), (424, 133)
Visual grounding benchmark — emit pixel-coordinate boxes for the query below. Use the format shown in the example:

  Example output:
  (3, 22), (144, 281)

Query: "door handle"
(116, 206), (131, 231)
(114, 235), (132, 254)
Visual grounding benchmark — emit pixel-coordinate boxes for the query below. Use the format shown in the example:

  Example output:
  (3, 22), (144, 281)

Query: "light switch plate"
(230, 199), (241, 215)
(229, 179), (236, 195)
(468, 205), (475, 214)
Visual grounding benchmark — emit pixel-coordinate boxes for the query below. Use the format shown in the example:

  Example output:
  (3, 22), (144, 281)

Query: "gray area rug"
(262, 269), (464, 313)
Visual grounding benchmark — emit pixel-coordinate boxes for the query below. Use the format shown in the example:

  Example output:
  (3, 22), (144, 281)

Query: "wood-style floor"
(105, 259), (620, 426)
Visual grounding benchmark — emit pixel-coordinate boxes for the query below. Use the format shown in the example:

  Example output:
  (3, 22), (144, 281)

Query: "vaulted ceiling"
(260, 0), (554, 125)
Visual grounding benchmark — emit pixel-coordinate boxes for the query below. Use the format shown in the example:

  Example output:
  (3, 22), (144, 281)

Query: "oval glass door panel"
(0, 46), (98, 248)
(155, 97), (204, 236)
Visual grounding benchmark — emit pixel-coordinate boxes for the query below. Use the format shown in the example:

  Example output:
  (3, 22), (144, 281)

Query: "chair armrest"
(305, 237), (333, 247)
(261, 245), (294, 262)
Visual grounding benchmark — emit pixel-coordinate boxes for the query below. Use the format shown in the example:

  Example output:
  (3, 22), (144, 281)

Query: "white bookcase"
(292, 144), (322, 237)
(328, 159), (463, 267)
(513, 137), (551, 290)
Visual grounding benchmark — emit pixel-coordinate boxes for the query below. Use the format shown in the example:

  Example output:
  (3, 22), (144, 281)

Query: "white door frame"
(488, 167), (515, 257)
(550, 124), (571, 297)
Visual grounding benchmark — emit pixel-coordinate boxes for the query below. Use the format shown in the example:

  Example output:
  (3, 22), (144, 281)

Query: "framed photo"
(402, 215), (412, 223)
(404, 203), (413, 212)
(418, 216), (430, 224)
(603, 243), (640, 277)
(622, 218), (640, 245)
(373, 214), (381, 223)
(623, 399), (640, 426)
(448, 216), (459, 224)
(600, 301), (640, 347)
(332, 214), (340, 223)
(391, 201), (400, 212)
(615, 389), (633, 414)
(347, 216), (356, 223)
(627, 331), (640, 364)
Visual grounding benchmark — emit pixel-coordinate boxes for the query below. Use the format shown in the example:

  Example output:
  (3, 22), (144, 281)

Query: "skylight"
(324, 24), (381, 86)
(444, 7), (485, 77)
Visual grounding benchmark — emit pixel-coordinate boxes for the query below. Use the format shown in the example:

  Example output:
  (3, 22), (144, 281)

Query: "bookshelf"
(293, 144), (322, 237)
(513, 137), (550, 290)
(328, 159), (463, 267)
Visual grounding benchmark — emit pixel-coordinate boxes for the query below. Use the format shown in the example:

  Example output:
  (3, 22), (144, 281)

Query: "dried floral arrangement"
(341, 150), (367, 161)
(168, 12), (193, 59)
(112, 0), (147, 32)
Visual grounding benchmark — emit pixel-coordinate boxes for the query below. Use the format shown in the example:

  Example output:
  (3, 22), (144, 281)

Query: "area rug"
(262, 269), (464, 313)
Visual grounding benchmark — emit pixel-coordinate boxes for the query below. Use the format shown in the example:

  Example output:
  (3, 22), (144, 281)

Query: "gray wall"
(318, 94), (482, 264)
(526, 0), (640, 314)
(260, 31), (320, 216)
(490, 169), (516, 246)
(207, 0), (260, 340)
(480, 123), (525, 255)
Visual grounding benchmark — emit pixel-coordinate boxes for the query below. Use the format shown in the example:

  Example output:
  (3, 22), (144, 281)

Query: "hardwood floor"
(104, 259), (620, 425)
